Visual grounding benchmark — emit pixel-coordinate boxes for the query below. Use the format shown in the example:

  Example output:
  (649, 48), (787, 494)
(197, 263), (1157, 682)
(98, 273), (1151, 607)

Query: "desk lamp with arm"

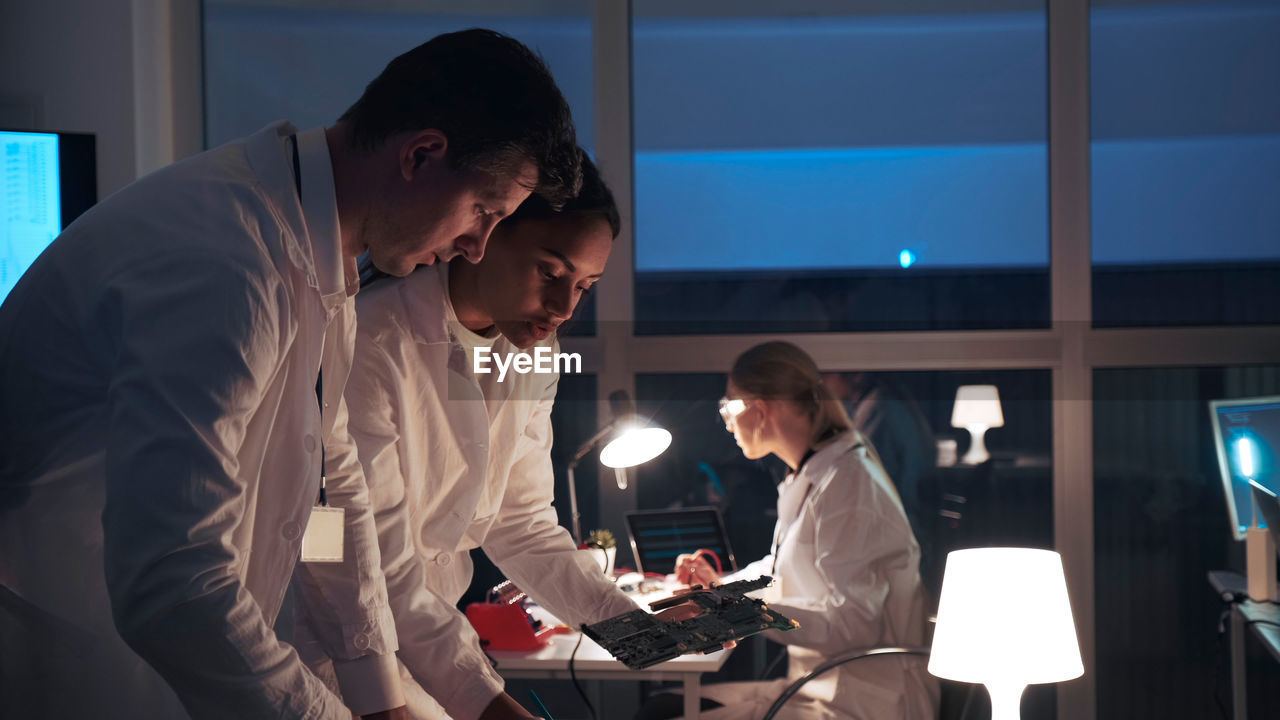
(566, 389), (672, 546)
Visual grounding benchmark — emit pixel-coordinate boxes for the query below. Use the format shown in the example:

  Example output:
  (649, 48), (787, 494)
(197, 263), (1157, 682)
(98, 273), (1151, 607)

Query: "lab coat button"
(353, 632), (370, 651)
(281, 521), (302, 541)
(434, 552), (452, 567)
(303, 434), (317, 452)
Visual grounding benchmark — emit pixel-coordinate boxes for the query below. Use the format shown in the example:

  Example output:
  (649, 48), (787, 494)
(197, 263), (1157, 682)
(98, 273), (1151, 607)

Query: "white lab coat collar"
(436, 262), (495, 345)
(244, 122), (350, 313)
(389, 262), (497, 347)
(780, 431), (862, 495)
(294, 127), (353, 306)
(776, 431), (863, 532)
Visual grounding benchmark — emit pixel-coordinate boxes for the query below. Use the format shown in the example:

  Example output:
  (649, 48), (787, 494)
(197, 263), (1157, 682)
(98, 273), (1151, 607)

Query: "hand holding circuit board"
(582, 576), (798, 669)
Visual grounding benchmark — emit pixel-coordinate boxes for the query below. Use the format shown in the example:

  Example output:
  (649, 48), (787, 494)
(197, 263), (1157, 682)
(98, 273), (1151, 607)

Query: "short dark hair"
(503, 151), (621, 239)
(339, 28), (581, 205)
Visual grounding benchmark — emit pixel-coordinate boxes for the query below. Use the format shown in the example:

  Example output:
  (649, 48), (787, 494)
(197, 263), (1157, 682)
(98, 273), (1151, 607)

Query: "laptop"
(625, 506), (738, 576)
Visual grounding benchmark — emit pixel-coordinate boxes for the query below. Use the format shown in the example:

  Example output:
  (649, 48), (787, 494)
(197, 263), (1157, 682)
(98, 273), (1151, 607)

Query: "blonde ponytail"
(811, 377), (853, 445)
(729, 341), (852, 449)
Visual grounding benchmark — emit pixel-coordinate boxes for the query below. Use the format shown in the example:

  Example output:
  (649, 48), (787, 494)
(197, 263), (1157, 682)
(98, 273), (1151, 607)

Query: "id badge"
(301, 506), (345, 563)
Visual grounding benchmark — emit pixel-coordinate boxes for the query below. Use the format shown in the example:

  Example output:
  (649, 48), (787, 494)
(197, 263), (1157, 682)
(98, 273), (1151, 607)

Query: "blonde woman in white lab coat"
(656, 341), (939, 720)
(297, 156), (640, 720)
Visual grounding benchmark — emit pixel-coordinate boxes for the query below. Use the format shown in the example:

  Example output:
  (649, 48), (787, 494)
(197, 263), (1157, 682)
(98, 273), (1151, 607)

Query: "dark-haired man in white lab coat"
(0, 28), (578, 720)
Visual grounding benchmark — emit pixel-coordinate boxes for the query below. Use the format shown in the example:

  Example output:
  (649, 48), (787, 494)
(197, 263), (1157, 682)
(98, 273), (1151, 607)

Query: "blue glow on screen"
(2, 131), (61, 303)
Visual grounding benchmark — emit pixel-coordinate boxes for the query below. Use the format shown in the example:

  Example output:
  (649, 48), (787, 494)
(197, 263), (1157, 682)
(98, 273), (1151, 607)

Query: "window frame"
(579, 3), (1280, 718)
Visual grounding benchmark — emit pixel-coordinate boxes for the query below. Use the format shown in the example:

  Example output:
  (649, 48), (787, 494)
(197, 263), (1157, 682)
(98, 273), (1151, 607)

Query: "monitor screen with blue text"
(1, 129), (95, 304)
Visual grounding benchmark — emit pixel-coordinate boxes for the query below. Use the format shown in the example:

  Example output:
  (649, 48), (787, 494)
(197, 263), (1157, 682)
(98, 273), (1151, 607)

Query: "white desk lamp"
(929, 548), (1083, 720)
(566, 390), (671, 545)
(951, 385), (1004, 465)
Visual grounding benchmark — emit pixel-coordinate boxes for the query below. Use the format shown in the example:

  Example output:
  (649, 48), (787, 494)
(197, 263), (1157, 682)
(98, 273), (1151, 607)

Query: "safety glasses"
(718, 397), (747, 426)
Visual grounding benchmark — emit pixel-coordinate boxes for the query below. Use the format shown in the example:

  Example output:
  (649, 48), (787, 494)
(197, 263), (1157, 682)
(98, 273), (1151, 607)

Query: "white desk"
(490, 630), (732, 720)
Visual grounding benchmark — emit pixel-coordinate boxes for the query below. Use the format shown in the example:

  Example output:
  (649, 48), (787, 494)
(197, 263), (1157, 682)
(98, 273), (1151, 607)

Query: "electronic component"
(466, 580), (566, 651)
(582, 576), (797, 669)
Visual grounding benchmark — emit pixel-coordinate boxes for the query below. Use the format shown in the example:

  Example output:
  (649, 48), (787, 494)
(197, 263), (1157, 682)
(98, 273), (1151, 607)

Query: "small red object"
(691, 548), (724, 573)
(466, 602), (560, 651)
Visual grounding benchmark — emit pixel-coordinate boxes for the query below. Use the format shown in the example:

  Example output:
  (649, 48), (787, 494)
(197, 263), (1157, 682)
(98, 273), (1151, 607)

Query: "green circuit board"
(582, 576), (797, 670)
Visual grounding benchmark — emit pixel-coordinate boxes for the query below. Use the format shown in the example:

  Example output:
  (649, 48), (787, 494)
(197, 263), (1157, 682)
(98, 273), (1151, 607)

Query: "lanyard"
(290, 134), (327, 508)
(315, 371), (327, 507)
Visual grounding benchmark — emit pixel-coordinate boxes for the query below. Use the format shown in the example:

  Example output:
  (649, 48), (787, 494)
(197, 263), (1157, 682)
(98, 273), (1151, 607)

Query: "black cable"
(760, 646), (930, 720)
(569, 629), (597, 720)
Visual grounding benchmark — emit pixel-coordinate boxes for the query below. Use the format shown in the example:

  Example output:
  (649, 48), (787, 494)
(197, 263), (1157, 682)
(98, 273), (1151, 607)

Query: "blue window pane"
(1090, 1), (1280, 327)
(632, 5), (1049, 333)
(636, 145), (1048, 272)
(203, 3), (595, 153)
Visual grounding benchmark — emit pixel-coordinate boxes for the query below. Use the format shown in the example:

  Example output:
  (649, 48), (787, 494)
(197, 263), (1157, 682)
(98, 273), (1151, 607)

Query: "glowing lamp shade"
(951, 384), (1004, 465)
(600, 424), (672, 469)
(565, 390), (671, 545)
(929, 548), (1083, 720)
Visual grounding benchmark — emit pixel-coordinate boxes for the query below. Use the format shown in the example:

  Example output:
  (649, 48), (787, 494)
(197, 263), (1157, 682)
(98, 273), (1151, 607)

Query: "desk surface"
(490, 630), (731, 676)
(491, 629), (732, 720)
(490, 589), (735, 683)
(1208, 569), (1280, 663)
(1238, 600), (1280, 664)
(1209, 570), (1280, 720)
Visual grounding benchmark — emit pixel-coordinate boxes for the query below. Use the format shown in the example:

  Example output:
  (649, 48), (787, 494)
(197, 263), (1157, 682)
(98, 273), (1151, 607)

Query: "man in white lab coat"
(0, 29), (578, 720)
(305, 156), (639, 719)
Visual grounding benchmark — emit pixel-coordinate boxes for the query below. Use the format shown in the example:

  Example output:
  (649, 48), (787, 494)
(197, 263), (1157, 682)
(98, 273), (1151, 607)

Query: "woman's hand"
(673, 553), (720, 587)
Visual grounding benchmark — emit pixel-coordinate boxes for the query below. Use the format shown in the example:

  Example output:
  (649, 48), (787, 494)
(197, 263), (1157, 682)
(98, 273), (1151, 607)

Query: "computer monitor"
(1, 129), (97, 303)
(625, 507), (738, 576)
(1209, 396), (1280, 540)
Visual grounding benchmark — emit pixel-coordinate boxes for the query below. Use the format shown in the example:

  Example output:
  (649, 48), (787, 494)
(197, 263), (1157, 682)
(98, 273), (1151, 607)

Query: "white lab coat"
(699, 431), (939, 720)
(0, 123), (401, 719)
(310, 263), (639, 719)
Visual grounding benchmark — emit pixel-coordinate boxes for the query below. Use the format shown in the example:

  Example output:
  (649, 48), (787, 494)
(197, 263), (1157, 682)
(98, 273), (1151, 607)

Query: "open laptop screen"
(626, 507), (738, 576)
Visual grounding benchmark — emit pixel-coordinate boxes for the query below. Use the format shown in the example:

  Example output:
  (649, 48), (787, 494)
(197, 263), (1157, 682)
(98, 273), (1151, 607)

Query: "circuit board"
(582, 576), (798, 669)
